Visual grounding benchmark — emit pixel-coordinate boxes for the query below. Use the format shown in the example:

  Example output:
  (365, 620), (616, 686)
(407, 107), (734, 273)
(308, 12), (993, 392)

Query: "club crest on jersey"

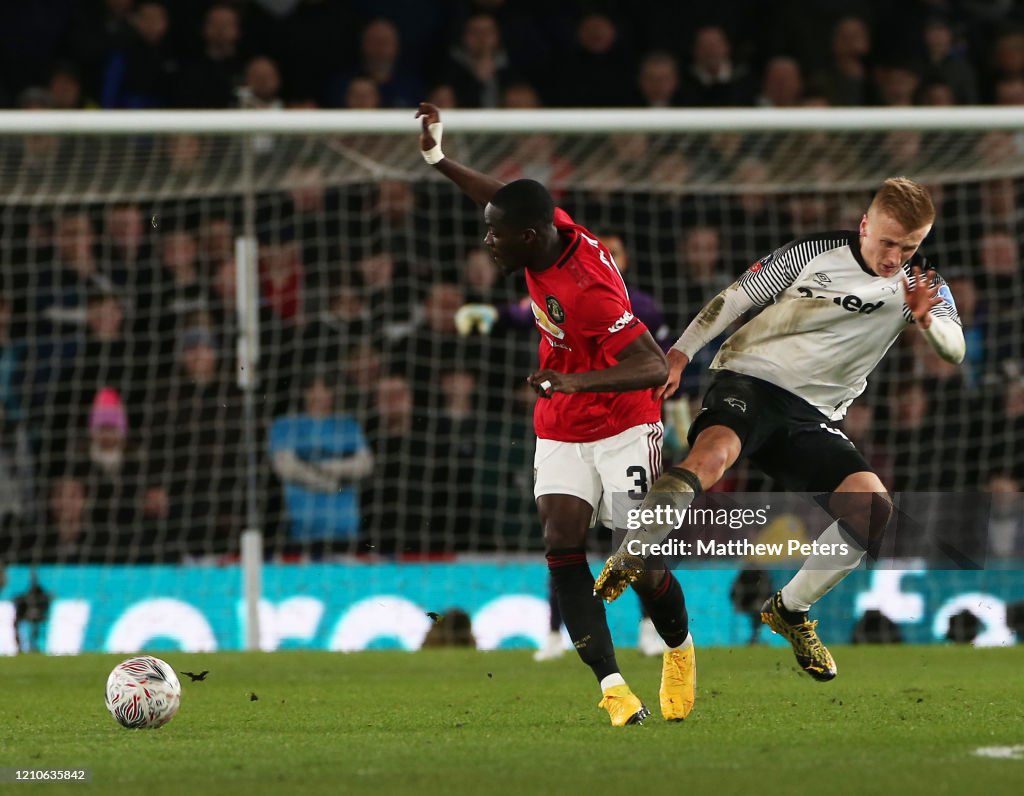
(724, 397), (747, 412)
(546, 295), (565, 323)
(813, 272), (832, 287)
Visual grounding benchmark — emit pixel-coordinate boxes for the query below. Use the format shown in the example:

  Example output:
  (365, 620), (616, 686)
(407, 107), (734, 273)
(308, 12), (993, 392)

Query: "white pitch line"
(974, 745), (1024, 760)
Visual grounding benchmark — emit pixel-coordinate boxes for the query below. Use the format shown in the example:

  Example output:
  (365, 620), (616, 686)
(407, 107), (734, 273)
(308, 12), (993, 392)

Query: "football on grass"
(105, 656), (181, 729)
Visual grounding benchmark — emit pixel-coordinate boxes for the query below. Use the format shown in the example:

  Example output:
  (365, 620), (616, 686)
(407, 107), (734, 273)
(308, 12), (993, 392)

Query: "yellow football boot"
(597, 684), (651, 726)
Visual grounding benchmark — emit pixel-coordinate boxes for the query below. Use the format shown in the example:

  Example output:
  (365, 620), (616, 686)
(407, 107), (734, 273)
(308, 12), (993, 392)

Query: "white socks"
(600, 673), (626, 691)
(780, 520), (866, 612)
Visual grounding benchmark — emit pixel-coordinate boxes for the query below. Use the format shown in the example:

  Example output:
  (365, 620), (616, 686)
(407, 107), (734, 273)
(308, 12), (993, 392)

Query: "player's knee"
(830, 475), (892, 550)
(542, 523), (587, 551)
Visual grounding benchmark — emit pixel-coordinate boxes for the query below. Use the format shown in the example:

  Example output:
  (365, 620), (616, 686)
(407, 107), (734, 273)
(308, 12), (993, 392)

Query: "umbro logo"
(724, 397), (747, 412)
(813, 272), (832, 287)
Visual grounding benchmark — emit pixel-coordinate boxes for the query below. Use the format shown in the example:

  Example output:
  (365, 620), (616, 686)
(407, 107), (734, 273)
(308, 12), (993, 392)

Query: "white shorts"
(534, 422), (664, 529)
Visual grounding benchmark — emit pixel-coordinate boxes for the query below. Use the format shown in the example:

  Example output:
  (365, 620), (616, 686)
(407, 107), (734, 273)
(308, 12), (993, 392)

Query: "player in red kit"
(416, 102), (696, 726)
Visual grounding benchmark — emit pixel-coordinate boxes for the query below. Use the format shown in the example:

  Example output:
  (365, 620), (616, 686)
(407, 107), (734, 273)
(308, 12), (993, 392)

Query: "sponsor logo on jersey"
(724, 397), (747, 412)
(546, 295), (565, 323)
(797, 287), (884, 313)
(607, 309), (635, 333)
(813, 272), (832, 286)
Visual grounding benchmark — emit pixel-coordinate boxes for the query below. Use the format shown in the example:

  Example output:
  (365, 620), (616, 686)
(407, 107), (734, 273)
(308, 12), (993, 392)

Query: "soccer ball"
(105, 656), (181, 729)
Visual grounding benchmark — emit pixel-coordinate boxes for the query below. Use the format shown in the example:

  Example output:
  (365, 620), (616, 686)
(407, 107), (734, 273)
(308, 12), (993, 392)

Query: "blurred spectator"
(270, 372), (373, 547)
(357, 251), (419, 344)
(991, 29), (1024, 88)
(817, 16), (873, 106)
(39, 212), (118, 336)
(48, 62), (95, 109)
(198, 215), (234, 272)
(758, 57), (804, 107)
(875, 62), (922, 106)
(260, 238), (304, 323)
(298, 284), (368, 370)
(175, 3), (244, 108)
(636, 51), (681, 107)
(426, 83), (457, 108)
(344, 75), (381, 109)
(493, 135), (574, 199)
(64, 387), (168, 560)
(162, 133), (206, 183)
(0, 292), (30, 534)
(995, 75), (1024, 104)
(987, 473), (1023, 558)
(842, 401), (894, 489)
(986, 374), (1024, 480)
(36, 475), (93, 562)
(103, 202), (153, 297)
(917, 80), (956, 106)
(155, 227), (208, 334)
(945, 276), (984, 384)
(432, 368), (480, 540)
(158, 325), (242, 557)
(502, 81), (540, 109)
(390, 282), (475, 406)
(887, 380), (962, 490)
(553, 13), (634, 107)
(101, 0), (177, 108)
(679, 26), (754, 107)
(341, 341), (385, 417)
(51, 290), (138, 441)
(64, 0), (138, 97)
(242, 56), (283, 109)
(362, 374), (431, 548)
(446, 13), (511, 108)
(327, 18), (420, 109)
(922, 16), (977, 105)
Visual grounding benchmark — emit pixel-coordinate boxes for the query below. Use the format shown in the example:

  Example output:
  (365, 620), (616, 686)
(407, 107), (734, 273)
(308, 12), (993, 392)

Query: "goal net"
(0, 109), (1021, 653)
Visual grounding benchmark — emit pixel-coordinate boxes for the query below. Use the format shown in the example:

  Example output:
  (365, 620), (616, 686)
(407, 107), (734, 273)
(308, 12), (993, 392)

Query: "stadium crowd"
(1, 0), (1024, 112)
(0, 0), (1022, 563)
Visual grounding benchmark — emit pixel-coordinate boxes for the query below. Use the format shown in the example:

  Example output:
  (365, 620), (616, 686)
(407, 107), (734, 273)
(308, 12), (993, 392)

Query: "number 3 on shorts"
(626, 465), (648, 498)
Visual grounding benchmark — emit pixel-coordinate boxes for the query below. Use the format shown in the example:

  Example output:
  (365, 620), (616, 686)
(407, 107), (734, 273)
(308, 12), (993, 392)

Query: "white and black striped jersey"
(680, 230), (961, 420)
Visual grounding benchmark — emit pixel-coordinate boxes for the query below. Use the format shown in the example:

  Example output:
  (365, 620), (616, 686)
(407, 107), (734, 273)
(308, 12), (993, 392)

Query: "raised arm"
(658, 248), (802, 399)
(416, 102), (504, 207)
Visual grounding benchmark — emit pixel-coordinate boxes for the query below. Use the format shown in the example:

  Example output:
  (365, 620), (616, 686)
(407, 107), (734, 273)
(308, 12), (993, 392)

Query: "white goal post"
(0, 107), (1021, 654)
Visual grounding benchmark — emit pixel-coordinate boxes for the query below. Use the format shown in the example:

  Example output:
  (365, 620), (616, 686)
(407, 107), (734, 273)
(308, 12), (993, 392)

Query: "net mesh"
(1, 123), (1022, 566)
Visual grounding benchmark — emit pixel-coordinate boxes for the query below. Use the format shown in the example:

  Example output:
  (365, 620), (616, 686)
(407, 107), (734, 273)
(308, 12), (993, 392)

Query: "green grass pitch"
(3, 646), (1023, 795)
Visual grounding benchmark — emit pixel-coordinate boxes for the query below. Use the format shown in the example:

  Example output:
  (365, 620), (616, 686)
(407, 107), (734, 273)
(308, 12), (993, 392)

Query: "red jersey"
(525, 208), (662, 442)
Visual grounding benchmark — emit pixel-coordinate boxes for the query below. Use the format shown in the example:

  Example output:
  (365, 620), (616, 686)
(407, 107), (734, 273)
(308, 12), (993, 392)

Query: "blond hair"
(868, 177), (935, 230)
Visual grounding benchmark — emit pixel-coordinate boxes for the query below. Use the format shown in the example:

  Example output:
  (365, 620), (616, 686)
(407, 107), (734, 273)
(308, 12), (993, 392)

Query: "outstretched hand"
(415, 102), (441, 151)
(903, 264), (942, 329)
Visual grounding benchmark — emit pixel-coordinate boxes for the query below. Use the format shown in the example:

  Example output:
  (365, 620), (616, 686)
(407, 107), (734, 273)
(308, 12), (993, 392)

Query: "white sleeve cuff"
(921, 314), (966, 364)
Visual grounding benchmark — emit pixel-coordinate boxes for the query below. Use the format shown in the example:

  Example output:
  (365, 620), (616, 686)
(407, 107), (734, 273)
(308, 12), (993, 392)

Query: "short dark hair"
(489, 179), (555, 230)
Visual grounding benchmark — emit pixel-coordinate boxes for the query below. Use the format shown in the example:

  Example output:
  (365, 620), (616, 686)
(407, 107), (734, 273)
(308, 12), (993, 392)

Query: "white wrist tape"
(421, 122), (445, 165)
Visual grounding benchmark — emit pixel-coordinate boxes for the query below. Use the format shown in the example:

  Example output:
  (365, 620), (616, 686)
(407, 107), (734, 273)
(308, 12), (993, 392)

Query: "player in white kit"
(595, 177), (966, 681)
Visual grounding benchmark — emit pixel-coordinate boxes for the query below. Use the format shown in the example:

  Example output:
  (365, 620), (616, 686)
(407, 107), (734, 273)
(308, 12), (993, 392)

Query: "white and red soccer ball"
(105, 656), (181, 729)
